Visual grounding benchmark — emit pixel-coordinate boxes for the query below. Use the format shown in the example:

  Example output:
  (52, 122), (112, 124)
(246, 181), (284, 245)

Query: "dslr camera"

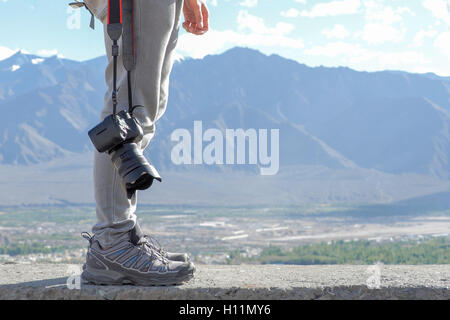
(88, 110), (161, 199)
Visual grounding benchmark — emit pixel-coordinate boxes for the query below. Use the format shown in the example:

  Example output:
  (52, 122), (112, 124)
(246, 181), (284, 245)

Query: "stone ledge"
(0, 264), (448, 300)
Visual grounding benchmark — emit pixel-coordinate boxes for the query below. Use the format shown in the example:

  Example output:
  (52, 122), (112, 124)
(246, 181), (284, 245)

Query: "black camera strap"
(122, 0), (136, 111)
(107, 0), (136, 119)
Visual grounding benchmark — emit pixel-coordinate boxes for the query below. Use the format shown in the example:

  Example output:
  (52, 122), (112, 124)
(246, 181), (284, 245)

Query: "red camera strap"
(108, 0), (134, 69)
(108, 0), (122, 25)
(107, 0), (136, 116)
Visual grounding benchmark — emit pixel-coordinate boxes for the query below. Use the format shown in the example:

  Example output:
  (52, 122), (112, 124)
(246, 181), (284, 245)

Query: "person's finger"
(192, 1), (203, 29)
(191, 24), (201, 34)
(182, 21), (189, 32)
(183, 19), (204, 35)
(192, 25), (206, 34)
(201, 3), (209, 32)
(183, 21), (196, 34)
(191, 27), (203, 35)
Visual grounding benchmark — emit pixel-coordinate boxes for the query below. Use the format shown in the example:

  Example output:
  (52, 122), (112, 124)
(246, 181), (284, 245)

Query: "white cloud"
(304, 41), (430, 71)
(281, 8), (300, 18)
(373, 51), (429, 70)
(237, 10), (295, 36)
(177, 11), (303, 59)
(434, 31), (450, 57)
(364, 1), (409, 25)
(358, 1), (411, 45)
(413, 29), (438, 47)
(301, 0), (360, 18)
(239, 0), (258, 8)
(424, 0), (450, 25)
(322, 24), (350, 39)
(305, 42), (366, 58)
(361, 23), (405, 45)
(11, 65), (20, 72)
(178, 28), (304, 59)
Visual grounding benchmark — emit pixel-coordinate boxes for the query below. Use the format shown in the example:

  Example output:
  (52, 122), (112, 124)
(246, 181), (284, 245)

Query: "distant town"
(0, 205), (448, 265)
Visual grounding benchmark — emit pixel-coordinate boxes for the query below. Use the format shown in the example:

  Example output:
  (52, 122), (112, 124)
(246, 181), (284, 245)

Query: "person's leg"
(92, 0), (183, 248)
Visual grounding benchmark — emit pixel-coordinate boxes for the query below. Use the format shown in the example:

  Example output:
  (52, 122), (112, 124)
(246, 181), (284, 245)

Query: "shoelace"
(137, 238), (169, 265)
(143, 235), (167, 256)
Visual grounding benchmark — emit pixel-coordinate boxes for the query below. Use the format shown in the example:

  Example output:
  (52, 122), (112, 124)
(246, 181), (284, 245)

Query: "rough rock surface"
(0, 264), (448, 300)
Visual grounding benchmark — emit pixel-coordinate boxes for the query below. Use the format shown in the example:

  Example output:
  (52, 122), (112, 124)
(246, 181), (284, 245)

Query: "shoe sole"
(81, 266), (195, 286)
(81, 255), (190, 271)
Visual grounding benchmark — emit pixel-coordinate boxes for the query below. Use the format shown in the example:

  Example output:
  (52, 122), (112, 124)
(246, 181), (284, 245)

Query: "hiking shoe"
(80, 232), (195, 286)
(132, 222), (190, 262)
(81, 223), (190, 272)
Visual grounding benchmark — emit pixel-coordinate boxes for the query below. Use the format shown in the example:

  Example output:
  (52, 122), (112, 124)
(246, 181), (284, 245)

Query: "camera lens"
(110, 143), (162, 199)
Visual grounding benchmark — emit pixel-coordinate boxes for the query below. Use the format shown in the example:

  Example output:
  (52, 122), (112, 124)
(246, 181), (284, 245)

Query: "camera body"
(88, 110), (161, 199)
(88, 110), (143, 153)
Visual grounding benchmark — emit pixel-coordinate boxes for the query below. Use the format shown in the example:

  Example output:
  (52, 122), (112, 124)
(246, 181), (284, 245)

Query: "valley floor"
(0, 205), (448, 265)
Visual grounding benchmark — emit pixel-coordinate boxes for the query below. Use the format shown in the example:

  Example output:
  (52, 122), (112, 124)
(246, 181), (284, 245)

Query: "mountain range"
(0, 47), (449, 207)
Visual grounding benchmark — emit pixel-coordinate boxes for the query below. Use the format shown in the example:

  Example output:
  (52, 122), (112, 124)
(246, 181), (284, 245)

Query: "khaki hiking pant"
(84, 0), (183, 247)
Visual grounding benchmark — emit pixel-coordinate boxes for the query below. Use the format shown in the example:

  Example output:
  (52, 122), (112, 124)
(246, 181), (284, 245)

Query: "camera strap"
(108, 0), (136, 118)
(122, 0), (136, 111)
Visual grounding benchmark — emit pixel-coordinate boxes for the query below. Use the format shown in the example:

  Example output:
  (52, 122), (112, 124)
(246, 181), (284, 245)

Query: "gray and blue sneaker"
(81, 231), (195, 286)
(81, 223), (190, 271)
(133, 222), (190, 263)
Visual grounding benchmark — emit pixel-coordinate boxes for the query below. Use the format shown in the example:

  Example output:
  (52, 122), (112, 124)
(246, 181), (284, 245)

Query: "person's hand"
(182, 0), (209, 35)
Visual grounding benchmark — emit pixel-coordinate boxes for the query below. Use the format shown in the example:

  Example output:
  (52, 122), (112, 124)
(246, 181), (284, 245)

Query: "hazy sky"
(1, 0), (450, 75)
